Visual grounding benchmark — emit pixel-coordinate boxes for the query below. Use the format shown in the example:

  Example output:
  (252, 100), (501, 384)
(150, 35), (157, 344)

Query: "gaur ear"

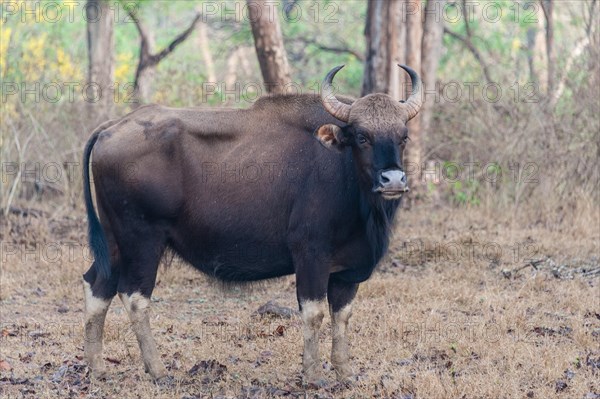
(314, 124), (347, 151)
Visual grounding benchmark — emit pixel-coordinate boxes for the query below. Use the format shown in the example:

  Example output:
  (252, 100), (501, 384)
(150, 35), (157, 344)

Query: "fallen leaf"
(2, 328), (17, 337)
(274, 325), (286, 336)
(0, 360), (12, 371)
(257, 330), (270, 338)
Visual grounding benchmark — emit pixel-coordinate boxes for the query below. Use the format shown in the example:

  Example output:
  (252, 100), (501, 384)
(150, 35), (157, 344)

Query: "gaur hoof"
(89, 367), (108, 380)
(144, 364), (168, 382)
(334, 373), (356, 387)
(302, 376), (329, 389)
(86, 358), (108, 380)
(334, 369), (355, 384)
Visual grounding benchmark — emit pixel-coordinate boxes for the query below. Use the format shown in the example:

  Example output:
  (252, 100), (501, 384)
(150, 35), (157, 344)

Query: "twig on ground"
(502, 259), (546, 279)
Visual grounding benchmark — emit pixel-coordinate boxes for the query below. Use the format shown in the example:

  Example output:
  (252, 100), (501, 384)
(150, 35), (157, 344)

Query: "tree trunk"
(420, 0), (445, 162)
(134, 26), (156, 103)
(526, 24), (537, 84)
(247, 0), (292, 94)
(524, 3), (550, 92)
(404, 0), (423, 191)
(86, 0), (114, 126)
(136, 64), (155, 103)
(533, 13), (548, 92)
(388, 0), (404, 100)
(525, 1), (541, 85)
(224, 47), (259, 104)
(226, 48), (241, 90)
(197, 21), (216, 82)
(225, 47), (254, 88)
(541, 0), (555, 94)
(362, 0), (403, 96)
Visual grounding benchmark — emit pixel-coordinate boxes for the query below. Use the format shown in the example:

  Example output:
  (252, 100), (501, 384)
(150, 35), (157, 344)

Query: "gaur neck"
(360, 190), (400, 266)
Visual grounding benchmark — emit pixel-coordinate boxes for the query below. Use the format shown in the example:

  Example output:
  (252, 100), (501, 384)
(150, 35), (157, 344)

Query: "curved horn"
(321, 65), (352, 122)
(398, 64), (423, 121)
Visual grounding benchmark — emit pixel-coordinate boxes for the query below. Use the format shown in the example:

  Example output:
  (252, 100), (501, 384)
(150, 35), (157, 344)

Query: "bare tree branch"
(444, 27), (493, 84)
(124, 4), (200, 102)
(585, 0), (598, 37)
(550, 36), (590, 107)
(126, 6), (200, 67)
(152, 14), (201, 65)
(125, 4), (151, 58)
(550, 0), (597, 107)
(290, 37), (364, 61)
(461, 0), (473, 38)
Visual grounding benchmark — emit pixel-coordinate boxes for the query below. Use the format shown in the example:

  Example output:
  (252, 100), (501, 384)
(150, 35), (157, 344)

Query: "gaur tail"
(83, 130), (111, 279)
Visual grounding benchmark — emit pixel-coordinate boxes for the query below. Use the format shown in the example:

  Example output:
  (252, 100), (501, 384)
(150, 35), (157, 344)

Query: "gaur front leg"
(327, 278), (359, 382)
(293, 248), (330, 385)
(299, 298), (327, 383)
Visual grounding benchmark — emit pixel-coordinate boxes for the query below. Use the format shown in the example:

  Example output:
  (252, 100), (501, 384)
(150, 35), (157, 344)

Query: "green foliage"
(450, 180), (481, 206)
(443, 159), (483, 206)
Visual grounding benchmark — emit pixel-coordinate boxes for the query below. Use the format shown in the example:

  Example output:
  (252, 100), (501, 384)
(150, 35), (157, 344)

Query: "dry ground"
(0, 205), (599, 399)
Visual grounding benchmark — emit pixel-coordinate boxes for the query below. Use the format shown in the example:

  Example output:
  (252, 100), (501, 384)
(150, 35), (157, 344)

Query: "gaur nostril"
(380, 170), (408, 189)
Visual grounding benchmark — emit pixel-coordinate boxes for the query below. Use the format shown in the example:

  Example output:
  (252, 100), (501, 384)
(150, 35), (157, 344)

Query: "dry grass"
(1, 205), (598, 399)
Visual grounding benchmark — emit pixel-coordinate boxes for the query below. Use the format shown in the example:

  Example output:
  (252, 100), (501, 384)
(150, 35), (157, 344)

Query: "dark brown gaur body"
(82, 65), (423, 384)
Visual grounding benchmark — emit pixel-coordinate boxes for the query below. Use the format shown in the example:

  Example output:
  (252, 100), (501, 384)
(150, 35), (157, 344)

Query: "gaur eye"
(357, 134), (368, 145)
(401, 135), (410, 145)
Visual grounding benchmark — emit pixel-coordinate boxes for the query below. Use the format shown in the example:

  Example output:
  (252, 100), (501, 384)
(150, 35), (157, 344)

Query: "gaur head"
(315, 64), (423, 200)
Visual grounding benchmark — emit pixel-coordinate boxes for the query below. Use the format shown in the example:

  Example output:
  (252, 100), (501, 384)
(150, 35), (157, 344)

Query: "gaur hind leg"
(82, 236), (120, 378)
(116, 229), (168, 381)
(327, 277), (358, 382)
